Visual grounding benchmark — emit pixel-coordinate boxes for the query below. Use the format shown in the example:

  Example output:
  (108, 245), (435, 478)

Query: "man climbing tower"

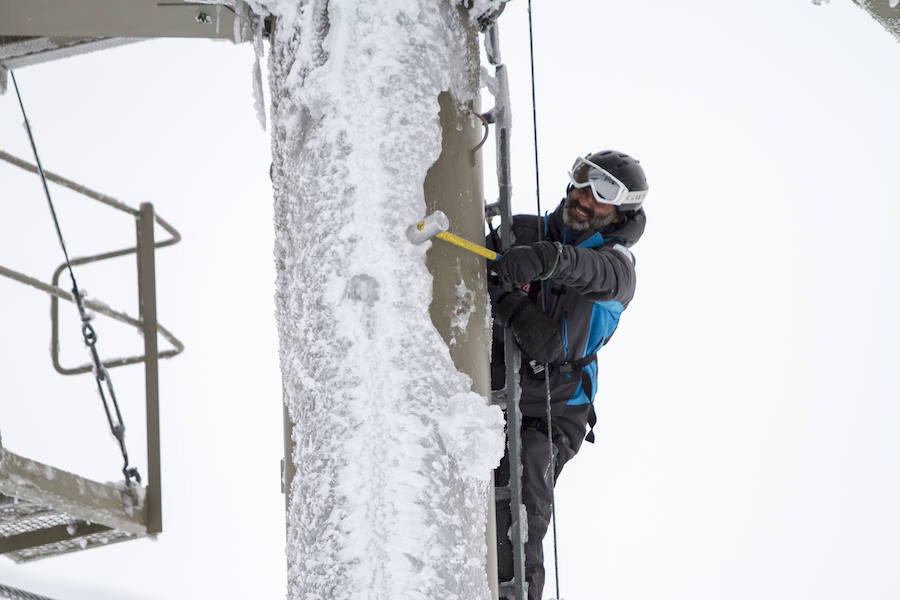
(489, 149), (648, 599)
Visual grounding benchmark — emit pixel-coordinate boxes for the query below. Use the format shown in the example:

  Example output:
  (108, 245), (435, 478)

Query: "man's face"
(562, 186), (618, 231)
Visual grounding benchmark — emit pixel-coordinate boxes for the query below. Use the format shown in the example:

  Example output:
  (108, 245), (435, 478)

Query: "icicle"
(233, 1), (246, 42)
(251, 15), (266, 131)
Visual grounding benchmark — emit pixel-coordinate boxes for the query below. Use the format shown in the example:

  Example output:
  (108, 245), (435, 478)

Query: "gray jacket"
(489, 200), (645, 449)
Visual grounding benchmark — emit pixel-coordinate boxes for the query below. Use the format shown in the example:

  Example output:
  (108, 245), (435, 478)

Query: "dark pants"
(495, 416), (577, 600)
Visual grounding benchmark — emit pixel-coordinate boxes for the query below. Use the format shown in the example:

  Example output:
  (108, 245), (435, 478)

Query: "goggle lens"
(568, 157), (626, 205)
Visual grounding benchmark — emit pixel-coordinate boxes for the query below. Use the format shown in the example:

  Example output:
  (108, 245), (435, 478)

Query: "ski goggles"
(568, 156), (644, 206)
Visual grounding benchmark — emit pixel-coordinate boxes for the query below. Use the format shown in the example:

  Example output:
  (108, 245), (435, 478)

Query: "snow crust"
(438, 393), (504, 478)
(261, 1), (506, 598)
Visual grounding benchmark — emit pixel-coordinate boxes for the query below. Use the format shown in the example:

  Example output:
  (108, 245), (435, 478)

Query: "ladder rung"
(494, 485), (510, 502)
(498, 580), (519, 598)
(491, 388), (508, 406)
(484, 202), (502, 219)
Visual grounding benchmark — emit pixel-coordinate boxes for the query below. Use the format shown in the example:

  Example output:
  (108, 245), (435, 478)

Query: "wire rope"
(10, 71), (141, 486)
(525, 2), (562, 598)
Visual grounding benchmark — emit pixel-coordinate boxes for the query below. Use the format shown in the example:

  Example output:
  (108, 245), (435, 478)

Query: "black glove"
(493, 241), (563, 287)
(494, 290), (565, 365)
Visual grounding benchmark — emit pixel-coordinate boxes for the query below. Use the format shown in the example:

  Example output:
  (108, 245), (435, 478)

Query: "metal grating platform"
(0, 494), (143, 562)
(0, 446), (149, 562)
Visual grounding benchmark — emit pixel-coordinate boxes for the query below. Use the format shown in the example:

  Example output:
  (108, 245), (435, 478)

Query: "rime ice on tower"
(263, 1), (506, 599)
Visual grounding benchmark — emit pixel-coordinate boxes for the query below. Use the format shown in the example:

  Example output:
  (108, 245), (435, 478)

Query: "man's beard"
(562, 197), (618, 231)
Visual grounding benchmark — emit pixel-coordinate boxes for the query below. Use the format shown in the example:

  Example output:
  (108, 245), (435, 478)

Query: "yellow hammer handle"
(435, 231), (499, 261)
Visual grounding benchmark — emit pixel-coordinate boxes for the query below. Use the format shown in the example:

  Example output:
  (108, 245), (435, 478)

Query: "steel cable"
(524, 2), (563, 598)
(10, 71), (141, 486)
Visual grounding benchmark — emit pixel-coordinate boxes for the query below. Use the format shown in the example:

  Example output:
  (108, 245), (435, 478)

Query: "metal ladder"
(482, 22), (528, 600)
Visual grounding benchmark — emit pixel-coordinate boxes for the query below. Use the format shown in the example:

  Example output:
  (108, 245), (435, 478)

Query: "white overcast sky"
(1, 1), (899, 599)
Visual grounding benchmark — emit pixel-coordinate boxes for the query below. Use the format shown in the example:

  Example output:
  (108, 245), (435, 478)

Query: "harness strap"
(585, 402), (598, 443)
(557, 353), (598, 444)
(555, 352), (596, 373)
(579, 363), (598, 444)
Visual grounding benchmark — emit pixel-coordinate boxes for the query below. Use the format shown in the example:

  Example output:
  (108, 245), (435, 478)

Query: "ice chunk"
(437, 393), (505, 478)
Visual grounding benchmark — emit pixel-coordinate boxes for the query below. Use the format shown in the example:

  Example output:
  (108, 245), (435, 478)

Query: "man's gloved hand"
(493, 241), (563, 287)
(494, 290), (565, 365)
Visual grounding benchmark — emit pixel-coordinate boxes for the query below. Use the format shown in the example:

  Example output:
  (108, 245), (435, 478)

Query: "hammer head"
(406, 210), (450, 245)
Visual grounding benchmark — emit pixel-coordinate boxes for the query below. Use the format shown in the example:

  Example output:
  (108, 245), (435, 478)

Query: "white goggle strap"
(620, 190), (646, 207)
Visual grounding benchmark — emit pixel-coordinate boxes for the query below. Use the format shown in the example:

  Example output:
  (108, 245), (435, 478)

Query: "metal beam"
(0, 522), (112, 555)
(0, 447), (148, 535)
(137, 203), (163, 535)
(0, 1), (249, 40)
(0, 36), (140, 70)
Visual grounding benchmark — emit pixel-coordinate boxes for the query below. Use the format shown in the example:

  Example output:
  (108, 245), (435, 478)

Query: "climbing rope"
(525, 1), (562, 598)
(10, 71), (141, 487)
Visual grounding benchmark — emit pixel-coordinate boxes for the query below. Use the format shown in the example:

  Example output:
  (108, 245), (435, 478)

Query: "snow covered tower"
(268, 1), (505, 599)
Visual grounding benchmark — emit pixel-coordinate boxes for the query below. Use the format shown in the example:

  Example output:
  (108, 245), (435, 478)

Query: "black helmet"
(568, 150), (648, 212)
